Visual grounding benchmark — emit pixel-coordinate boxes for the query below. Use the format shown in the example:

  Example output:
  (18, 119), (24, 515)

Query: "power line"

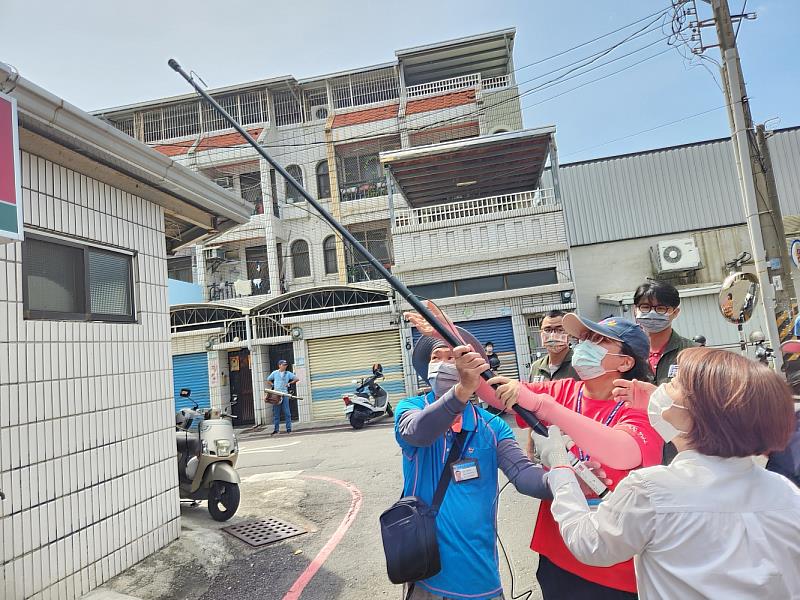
(735, 0), (748, 39)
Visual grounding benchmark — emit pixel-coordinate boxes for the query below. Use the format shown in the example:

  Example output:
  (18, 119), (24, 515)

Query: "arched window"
(291, 240), (311, 278)
(316, 160), (331, 199)
(323, 235), (338, 274)
(285, 165), (303, 202)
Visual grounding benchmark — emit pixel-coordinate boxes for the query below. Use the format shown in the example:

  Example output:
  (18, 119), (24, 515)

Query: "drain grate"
(222, 518), (306, 547)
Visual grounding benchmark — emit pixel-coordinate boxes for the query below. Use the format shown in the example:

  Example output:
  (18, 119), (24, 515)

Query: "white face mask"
(428, 361), (459, 397)
(647, 384), (689, 443)
(636, 309), (673, 334)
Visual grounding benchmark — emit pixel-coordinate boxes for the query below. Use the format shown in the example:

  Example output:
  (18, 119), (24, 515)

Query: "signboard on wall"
(0, 91), (23, 244)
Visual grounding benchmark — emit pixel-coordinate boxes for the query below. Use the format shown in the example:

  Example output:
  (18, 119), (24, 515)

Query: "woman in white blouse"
(536, 347), (800, 599)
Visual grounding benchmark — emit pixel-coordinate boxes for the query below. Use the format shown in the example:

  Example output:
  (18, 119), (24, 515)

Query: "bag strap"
(430, 430), (468, 511)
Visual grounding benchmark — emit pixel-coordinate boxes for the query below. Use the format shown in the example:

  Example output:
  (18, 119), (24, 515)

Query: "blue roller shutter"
(411, 316), (519, 380)
(172, 352), (210, 412)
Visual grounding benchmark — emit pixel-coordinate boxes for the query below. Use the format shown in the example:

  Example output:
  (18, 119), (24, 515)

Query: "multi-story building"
(95, 29), (576, 427)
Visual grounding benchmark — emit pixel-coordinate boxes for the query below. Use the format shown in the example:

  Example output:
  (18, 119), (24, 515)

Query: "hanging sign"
(0, 91), (23, 244)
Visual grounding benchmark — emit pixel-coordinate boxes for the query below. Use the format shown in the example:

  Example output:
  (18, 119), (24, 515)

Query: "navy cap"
(411, 327), (488, 383)
(562, 313), (649, 360)
(277, 359), (288, 365)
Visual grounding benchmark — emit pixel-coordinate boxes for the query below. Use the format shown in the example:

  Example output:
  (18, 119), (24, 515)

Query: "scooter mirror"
(180, 388), (191, 397)
(373, 363), (383, 374)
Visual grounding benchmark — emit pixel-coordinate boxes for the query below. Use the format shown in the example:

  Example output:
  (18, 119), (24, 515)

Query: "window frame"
(285, 165), (304, 203)
(22, 233), (137, 323)
(323, 235), (338, 275)
(290, 239), (312, 279)
(316, 160), (331, 199)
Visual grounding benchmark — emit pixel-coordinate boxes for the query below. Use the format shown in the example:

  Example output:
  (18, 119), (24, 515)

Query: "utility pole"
(701, 0), (794, 368)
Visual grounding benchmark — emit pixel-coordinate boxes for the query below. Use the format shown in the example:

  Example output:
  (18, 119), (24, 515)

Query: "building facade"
(97, 29), (576, 425)
(0, 64), (250, 599)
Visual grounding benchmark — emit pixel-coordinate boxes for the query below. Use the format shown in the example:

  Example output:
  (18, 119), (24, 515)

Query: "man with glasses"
(632, 281), (696, 386)
(529, 310), (579, 383)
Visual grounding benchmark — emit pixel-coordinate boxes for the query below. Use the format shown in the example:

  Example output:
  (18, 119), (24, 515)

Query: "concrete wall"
(0, 151), (178, 599)
(572, 224), (756, 320)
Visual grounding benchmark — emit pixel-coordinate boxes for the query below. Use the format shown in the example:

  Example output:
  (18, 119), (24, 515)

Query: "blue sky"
(2, 1), (797, 162)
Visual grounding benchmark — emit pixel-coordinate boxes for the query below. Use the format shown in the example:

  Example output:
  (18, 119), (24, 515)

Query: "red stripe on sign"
(0, 96), (17, 205)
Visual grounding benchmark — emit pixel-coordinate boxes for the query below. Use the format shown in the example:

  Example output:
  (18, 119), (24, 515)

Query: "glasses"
(542, 327), (566, 334)
(636, 303), (675, 315)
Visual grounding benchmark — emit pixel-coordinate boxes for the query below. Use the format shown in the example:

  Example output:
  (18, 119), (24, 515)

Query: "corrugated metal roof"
(552, 127), (800, 246)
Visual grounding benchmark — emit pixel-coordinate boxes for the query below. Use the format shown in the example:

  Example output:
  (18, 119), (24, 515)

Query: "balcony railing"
(393, 188), (556, 233)
(405, 73), (512, 99)
(339, 179), (387, 202)
(206, 280), (270, 302)
(346, 261), (391, 284)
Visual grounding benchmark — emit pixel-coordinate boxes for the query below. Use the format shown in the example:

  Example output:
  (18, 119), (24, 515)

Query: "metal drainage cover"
(222, 518), (306, 547)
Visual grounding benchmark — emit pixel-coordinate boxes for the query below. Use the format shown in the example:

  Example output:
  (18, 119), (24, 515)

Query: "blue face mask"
(636, 310), (672, 334)
(571, 340), (609, 380)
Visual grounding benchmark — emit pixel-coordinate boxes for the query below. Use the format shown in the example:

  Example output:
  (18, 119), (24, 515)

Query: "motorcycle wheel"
(207, 481), (240, 521)
(385, 403), (393, 417)
(349, 413), (366, 430)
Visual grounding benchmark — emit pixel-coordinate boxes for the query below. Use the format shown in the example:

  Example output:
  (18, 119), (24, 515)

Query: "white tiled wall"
(0, 151), (179, 599)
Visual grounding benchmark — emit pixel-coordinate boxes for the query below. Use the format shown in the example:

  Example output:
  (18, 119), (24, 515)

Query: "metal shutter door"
(172, 352), (210, 412)
(412, 316), (519, 380)
(307, 330), (403, 421)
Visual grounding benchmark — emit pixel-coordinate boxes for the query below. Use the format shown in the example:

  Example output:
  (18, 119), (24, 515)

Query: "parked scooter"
(343, 364), (393, 429)
(175, 389), (241, 521)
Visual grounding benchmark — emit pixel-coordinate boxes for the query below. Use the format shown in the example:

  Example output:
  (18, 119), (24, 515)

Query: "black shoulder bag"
(379, 430), (468, 586)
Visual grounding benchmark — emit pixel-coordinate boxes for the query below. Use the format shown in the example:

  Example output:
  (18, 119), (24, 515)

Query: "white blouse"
(547, 450), (800, 599)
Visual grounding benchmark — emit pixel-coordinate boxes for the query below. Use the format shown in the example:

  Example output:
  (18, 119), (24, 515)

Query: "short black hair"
(619, 342), (653, 382)
(633, 280), (681, 309)
(484, 341), (494, 347)
(545, 310), (566, 319)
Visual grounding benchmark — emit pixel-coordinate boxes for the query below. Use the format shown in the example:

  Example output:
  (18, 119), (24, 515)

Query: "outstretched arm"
(497, 439), (551, 499)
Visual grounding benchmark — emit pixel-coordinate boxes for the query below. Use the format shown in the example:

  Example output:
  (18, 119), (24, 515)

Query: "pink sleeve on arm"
(516, 386), (644, 470)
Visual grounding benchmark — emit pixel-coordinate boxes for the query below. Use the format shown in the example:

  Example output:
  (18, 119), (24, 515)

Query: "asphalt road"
(95, 418), (546, 600)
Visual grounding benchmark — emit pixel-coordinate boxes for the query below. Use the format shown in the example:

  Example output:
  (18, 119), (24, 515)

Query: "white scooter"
(343, 364), (393, 429)
(175, 389), (241, 521)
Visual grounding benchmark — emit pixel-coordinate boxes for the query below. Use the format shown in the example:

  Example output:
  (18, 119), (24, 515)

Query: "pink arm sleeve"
(517, 386), (643, 470)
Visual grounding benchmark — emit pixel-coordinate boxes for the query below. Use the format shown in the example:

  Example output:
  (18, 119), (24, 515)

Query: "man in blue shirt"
(267, 359), (298, 435)
(395, 328), (553, 600)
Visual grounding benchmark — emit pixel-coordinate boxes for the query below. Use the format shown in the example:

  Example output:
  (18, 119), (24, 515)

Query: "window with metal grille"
(273, 90), (302, 126)
(163, 101), (201, 139)
(316, 160), (331, 198)
(240, 171), (264, 214)
(304, 88), (329, 121)
(290, 240), (311, 278)
(329, 68), (399, 109)
(142, 110), (164, 143)
(202, 94), (239, 133)
(323, 235), (338, 274)
(285, 165), (304, 203)
(245, 246), (270, 295)
(111, 117), (135, 138)
(347, 225), (391, 281)
(239, 90), (269, 125)
(23, 235), (135, 322)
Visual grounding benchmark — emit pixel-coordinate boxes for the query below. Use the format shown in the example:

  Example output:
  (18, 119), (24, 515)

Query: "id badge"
(452, 459), (480, 483)
(668, 364), (679, 378)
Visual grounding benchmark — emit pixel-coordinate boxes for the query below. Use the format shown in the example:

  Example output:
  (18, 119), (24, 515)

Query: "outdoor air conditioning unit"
(213, 175), (234, 190)
(650, 238), (701, 274)
(206, 248), (226, 262)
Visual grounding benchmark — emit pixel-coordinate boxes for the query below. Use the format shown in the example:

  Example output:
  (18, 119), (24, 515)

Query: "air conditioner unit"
(206, 248), (226, 262)
(651, 238), (701, 274)
(213, 176), (234, 189)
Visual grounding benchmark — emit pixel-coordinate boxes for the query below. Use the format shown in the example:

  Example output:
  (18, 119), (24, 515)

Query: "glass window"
(408, 281), (456, 300)
(323, 236), (338, 274)
(456, 275), (505, 296)
(239, 171), (264, 214)
(167, 256), (193, 283)
(285, 165), (304, 203)
(23, 236), (135, 322)
(291, 240), (311, 278)
(316, 160), (331, 199)
(506, 269), (558, 290)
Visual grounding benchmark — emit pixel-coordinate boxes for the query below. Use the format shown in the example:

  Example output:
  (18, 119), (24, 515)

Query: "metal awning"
(380, 127), (554, 208)
(396, 28), (515, 85)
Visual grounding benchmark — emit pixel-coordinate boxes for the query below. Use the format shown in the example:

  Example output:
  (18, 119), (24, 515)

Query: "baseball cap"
(277, 359), (288, 365)
(411, 327), (488, 383)
(562, 313), (649, 360)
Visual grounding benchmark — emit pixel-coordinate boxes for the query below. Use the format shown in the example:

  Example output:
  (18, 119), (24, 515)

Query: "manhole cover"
(222, 518), (306, 547)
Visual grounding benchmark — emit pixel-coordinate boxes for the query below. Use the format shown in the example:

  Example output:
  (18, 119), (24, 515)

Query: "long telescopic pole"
(168, 59), (545, 435)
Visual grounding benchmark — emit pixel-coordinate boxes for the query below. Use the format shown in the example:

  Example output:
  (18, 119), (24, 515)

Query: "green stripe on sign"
(0, 201), (18, 233)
